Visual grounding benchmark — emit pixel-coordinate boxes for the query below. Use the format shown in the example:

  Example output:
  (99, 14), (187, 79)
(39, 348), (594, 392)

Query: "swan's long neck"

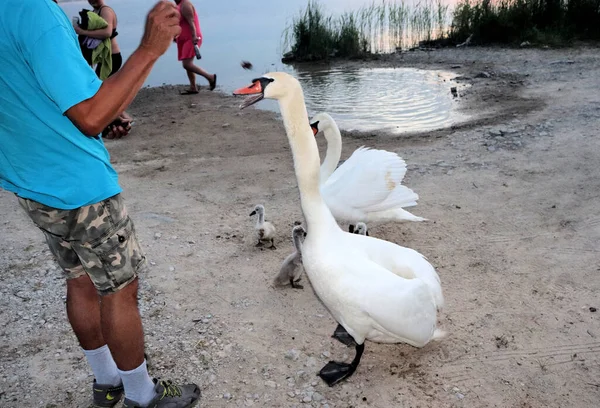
(278, 90), (335, 234)
(320, 123), (342, 182)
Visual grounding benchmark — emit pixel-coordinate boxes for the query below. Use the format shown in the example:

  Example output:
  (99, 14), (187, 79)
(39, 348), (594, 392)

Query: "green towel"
(87, 12), (112, 80)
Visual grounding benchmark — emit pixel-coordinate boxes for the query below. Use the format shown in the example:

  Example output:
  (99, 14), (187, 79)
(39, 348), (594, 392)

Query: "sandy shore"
(1, 45), (599, 408)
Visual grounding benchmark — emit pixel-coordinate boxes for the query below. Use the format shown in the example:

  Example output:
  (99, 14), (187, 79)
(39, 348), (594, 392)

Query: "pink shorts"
(177, 38), (202, 61)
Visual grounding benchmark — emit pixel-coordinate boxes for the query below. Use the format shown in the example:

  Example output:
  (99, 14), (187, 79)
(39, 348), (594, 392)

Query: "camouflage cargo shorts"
(18, 194), (146, 295)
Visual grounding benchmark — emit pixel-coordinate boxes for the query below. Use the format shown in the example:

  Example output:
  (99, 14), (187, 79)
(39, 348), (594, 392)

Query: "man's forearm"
(66, 47), (158, 136)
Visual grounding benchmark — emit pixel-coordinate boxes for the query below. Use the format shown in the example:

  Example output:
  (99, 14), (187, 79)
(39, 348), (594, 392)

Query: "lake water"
(58, 0), (462, 133)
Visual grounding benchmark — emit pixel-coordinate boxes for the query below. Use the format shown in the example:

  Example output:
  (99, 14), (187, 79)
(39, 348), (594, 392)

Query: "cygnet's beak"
(233, 77), (272, 109)
(249, 210), (256, 216)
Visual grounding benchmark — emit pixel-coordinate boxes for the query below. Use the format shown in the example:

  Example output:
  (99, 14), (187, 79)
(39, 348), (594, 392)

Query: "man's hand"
(73, 24), (83, 35)
(140, 1), (181, 59)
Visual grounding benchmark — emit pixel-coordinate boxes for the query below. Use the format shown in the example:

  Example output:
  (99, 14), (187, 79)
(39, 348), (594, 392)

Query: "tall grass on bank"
(283, 0), (451, 62)
(450, 0), (600, 45)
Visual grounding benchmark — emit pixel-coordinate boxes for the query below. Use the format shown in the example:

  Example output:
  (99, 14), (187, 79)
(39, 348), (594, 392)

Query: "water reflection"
(57, 0), (462, 133)
(294, 67), (460, 133)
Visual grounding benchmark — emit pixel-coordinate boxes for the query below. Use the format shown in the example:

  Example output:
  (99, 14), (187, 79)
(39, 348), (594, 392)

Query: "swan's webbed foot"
(348, 224), (355, 234)
(318, 343), (364, 387)
(290, 278), (303, 289)
(255, 240), (264, 247)
(332, 324), (357, 347)
(269, 239), (277, 250)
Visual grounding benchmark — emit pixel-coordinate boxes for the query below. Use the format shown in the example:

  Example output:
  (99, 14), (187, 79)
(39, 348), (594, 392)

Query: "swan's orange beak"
(233, 79), (265, 109)
(310, 121), (319, 136)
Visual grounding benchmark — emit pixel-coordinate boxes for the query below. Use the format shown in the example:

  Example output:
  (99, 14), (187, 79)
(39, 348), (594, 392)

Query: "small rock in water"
(450, 86), (458, 97)
(222, 123), (230, 128)
(475, 71), (491, 78)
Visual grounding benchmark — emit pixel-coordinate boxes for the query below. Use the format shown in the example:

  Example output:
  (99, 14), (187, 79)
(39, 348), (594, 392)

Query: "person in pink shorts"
(175, 0), (216, 94)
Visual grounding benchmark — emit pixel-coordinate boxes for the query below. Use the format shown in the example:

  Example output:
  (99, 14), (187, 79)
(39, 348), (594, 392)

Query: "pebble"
(223, 392), (232, 400)
(321, 351), (330, 358)
(285, 349), (300, 361)
(305, 357), (317, 367)
(154, 232), (162, 239)
(457, 393), (465, 399)
(265, 380), (277, 388)
(312, 392), (324, 401)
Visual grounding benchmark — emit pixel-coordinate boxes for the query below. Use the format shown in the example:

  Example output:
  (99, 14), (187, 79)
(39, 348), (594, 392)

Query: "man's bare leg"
(67, 273), (105, 350)
(100, 278), (145, 370)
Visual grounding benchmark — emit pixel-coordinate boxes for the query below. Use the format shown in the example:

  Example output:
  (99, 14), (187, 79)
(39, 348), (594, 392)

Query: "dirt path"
(1, 46), (599, 408)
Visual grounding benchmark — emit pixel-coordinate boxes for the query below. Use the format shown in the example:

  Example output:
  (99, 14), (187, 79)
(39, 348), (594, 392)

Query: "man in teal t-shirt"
(0, 1), (200, 407)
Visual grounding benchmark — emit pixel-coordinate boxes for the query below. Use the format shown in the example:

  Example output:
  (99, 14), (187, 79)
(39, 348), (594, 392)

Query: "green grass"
(450, 0), (600, 45)
(282, 0), (600, 62)
(283, 0), (452, 62)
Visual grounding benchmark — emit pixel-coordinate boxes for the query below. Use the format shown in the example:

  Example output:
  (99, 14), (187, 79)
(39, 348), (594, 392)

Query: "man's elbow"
(66, 106), (103, 137)
(77, 121), (103, 137)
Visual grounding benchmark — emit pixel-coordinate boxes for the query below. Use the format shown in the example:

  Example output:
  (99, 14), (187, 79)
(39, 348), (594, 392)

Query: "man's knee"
(103, 276), (139, 304)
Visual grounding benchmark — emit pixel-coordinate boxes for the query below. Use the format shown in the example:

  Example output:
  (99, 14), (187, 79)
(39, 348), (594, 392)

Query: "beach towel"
(78, 10), (112, 80)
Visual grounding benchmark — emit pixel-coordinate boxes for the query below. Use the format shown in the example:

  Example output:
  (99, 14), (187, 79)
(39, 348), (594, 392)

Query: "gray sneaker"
(122, 378), (201, 408)
(92, 379), (124, 407)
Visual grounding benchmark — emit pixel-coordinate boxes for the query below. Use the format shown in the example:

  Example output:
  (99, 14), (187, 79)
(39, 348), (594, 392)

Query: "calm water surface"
(59, 0), (462, 133)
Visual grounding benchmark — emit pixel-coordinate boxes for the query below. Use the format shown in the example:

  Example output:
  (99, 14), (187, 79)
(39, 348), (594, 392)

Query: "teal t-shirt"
(0, 0), (121, 210)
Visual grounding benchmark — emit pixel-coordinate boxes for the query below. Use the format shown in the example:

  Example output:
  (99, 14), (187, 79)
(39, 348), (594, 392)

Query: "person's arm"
(74, 7), (114, 39)
(181, 2), (198, 43)
(66, 2), (180, 136)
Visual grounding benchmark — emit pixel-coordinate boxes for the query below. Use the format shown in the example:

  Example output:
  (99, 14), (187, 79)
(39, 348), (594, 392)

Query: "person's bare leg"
(186, 68), (197, 92)
(182, 58), (215, 85)
(100, 278), (145, 371)
(67, 273), (104, 350)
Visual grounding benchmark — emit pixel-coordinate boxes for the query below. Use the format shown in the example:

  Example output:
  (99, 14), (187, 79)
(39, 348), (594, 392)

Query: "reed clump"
(449, 0), (600, 45)
(283, 0), (451, 62)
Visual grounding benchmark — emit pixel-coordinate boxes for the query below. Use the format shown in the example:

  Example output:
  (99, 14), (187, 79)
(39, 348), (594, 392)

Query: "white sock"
(118, 360), (156, 406)
(83, 345), (121, 386)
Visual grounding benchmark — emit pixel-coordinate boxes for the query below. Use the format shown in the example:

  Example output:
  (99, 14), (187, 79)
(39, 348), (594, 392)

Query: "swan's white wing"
(326, 255), (438, 347)
(358, 233), (444, 310)
(321, 147), (419, 218)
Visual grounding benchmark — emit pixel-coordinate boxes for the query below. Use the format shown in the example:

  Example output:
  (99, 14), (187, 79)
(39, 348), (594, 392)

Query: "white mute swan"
(234, 73), (444, 387)
(310, 112), (426, 230)
(249, 204), (276, 249)
(274, 225), (306, 289)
